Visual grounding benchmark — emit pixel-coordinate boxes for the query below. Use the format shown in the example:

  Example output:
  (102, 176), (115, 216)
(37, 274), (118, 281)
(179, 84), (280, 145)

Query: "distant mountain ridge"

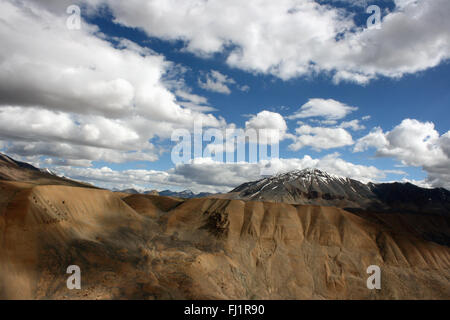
(157, 189), (214, 199)
(0, 153), (214, 198)
(2, 153), (449, 215)
(0, 153), (96, 188)
(229, 168), (450, 216)
(114, 188), (214, 199)
(1, 154), (450, 299)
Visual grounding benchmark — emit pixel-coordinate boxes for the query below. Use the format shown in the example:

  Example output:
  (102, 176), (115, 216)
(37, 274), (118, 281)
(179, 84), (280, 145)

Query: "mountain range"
(0, 153), (449, 299)
(228, 168), (450, 216)
(0, 154), (213, 199)
(158, 189), (214, 199)
(115, 188), (214, 199)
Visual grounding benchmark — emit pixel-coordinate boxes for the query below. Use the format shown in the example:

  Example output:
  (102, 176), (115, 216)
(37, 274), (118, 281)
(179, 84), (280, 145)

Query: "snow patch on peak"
(272, 168), (347, 182)
(40, 168), (58, 176)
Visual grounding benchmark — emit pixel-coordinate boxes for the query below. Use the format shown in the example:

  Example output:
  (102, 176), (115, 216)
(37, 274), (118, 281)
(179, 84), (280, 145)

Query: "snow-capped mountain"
(231, 168), (375, 207)
(229, 168), (450, 215)
(39, 168), (59, 176)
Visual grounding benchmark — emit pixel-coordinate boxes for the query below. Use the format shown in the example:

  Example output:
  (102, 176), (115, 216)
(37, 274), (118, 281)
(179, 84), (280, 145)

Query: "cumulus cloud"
(197, 70), (249, 95)
(43, 158), (93, 168)
(289, 125), (354, 151)
(288, 99), (358, 121)
(83, 0), (450, 83)
(175, 90), (208, 106)
(339, 119), (366, 131)
(1, 0), (447, 193)
(239, 85), (251, 92)
(245, 110), (289, 141)
(175, 90), (217, 112)
(394, 0), (418, 9)
(0, 107), (143, 151)
(354, 119), (447, 166)
(0, 0), (224, 164)
(438, 132), (450, 158)
(203, 111), (289, 157)
(198, 70), (235, 94)
(355, 119), (450, 189)
(189, 108), (358, 158)
(4, 140), (158, 164)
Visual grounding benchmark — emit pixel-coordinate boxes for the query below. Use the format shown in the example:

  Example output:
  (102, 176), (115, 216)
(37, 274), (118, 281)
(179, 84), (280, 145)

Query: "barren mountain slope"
(0, 153), (95, 188)
(0, 181), (449, 299)
(229, 169), (375, 208)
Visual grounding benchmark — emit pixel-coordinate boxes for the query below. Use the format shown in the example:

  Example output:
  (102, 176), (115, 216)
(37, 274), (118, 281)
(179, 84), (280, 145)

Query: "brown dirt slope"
(0, 153), (96, 188)
(0, 182), (449, 299)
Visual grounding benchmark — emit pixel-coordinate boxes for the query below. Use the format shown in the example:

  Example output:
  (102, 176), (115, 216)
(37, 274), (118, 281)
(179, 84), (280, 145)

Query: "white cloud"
(43, 158), (93, 168)
(203, 111), (289, 156)
(439, 132), (450, 158)
(288, 99), (358, 121)
(309, 119), (338, 126)
(355, 119), (450, 189)
(175, 90), (217, 112)
(353, 127), (387, 153)
(394, 0), (418, 10)
(85, 0), (450, 84)
(198, 70), (236, 94)
(339, 119), (366, 131)
(0, 1), (225, 163)
(245, 110), (287, 139)
(354, 119), (447, 167)
(289, 125), (354, 151)
(0, 107), (143, 151)
(1, 0), (447, 193)
(175, 90), (208, 105)
(5, 140), (158, 164)
(239, 85), (251, 92)
(332, 70), (372, 85)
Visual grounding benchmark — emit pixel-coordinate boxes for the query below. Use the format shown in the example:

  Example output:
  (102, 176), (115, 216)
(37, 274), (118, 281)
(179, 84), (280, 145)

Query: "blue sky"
(0, 0), (449, 192)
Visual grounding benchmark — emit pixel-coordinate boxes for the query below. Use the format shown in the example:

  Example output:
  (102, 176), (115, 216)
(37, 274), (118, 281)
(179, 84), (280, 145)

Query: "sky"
(0, 0), (449, 193)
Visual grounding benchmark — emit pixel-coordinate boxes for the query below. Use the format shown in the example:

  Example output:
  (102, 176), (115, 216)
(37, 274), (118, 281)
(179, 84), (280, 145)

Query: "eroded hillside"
(0, 180), (449, 299)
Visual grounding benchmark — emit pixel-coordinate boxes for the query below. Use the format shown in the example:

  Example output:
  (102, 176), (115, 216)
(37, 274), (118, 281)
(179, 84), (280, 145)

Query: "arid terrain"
(0, 155), (449, 299)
